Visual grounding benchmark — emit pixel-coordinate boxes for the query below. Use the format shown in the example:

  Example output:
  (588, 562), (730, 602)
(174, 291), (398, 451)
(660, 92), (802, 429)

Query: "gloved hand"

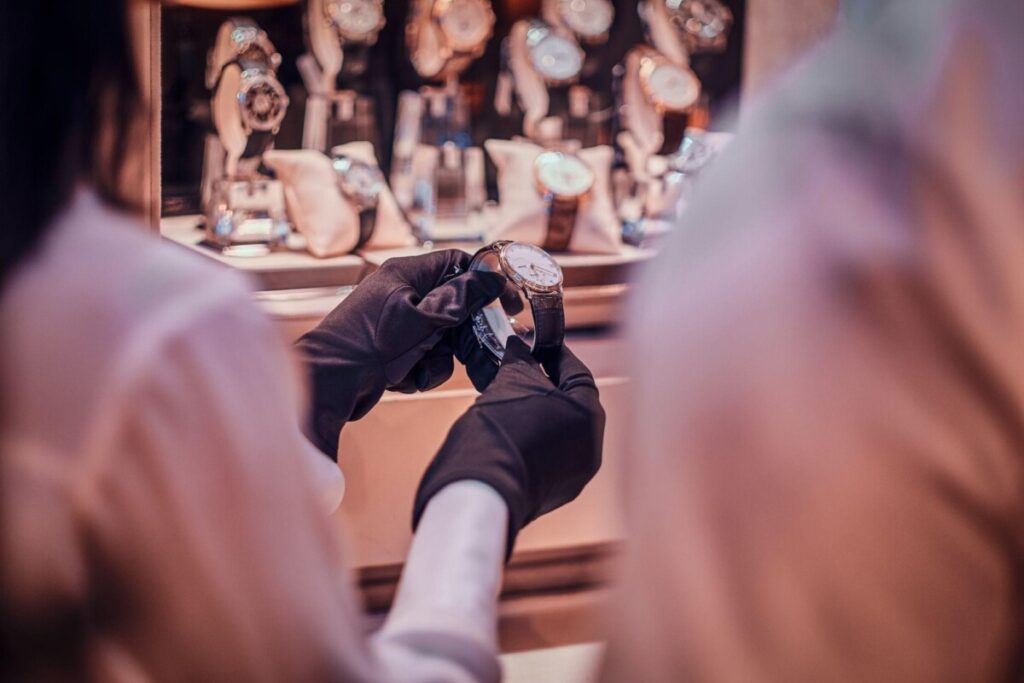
(412, 336), (605, 558)
(296, 250), (506, 458)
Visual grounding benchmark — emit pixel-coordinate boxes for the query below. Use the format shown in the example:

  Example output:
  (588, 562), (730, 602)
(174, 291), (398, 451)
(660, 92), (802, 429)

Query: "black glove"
(412, 336), (605, 558)
(296, 250), (506, 458)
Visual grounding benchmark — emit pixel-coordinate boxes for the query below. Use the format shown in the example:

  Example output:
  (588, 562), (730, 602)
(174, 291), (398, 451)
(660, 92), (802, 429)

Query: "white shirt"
(0, 190), (508, 681)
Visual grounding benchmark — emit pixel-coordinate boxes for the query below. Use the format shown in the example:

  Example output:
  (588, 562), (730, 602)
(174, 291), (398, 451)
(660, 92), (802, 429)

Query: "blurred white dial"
(529, 34), (584, 82)
(329, 0), (383, 38)
(438, 0), (493, 50)
(559, 0), (614, 40)
(535, 151), (594, 198)
(648, 62), (700, 110)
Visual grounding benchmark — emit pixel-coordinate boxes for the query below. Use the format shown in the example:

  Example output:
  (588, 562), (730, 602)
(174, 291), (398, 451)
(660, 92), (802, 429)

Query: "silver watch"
(525, 19), (585, 86)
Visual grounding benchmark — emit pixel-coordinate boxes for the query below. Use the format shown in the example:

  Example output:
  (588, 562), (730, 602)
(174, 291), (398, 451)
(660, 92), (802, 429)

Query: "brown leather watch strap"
(542, 196), (578, 252)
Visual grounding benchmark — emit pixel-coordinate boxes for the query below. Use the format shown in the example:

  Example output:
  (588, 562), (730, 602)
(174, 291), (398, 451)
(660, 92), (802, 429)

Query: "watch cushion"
(330, 142), (417, 250)
(484, 139), (622, 254)
(263, 149), (359, 257)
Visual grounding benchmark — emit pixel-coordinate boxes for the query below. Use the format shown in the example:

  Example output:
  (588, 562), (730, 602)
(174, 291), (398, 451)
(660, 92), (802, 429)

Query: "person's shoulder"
(0, 191), (265, 450)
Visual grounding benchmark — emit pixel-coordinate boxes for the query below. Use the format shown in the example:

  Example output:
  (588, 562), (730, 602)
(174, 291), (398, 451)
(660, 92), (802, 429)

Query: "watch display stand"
(391, 85), (487, 243)
(484, 138), (622, 255)
(299, 54), (379, 154)
(200, 135), (290, 251)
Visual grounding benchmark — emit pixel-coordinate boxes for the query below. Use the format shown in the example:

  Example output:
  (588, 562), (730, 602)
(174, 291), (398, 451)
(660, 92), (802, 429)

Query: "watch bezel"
(236, 70), (289, 134)
(638, 54), (701, 114)
(533, 150), (595, 203)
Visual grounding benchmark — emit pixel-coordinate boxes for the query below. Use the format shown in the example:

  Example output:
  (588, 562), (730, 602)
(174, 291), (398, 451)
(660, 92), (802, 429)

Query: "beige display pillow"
(263, 149), (358, 257)
(485, 139), (622, 254)
(264, 147), (415, 258)
(330, 142), (416, 250)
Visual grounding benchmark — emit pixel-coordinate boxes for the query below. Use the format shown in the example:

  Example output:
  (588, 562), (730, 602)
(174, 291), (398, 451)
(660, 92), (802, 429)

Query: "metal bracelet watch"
(332, 154), (385, 249)
(534, 149), (594, 252)
(468, 241), (566, 361)
(637, 48), (700, 155)
(323, 0), (385, 80)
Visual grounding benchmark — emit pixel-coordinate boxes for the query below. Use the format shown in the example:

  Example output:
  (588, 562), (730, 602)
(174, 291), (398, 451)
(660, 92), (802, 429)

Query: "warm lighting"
(162, 0), (301, 8)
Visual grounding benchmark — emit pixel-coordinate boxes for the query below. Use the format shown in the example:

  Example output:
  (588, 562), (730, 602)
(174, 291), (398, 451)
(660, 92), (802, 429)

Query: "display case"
(142, 0), (753, 652)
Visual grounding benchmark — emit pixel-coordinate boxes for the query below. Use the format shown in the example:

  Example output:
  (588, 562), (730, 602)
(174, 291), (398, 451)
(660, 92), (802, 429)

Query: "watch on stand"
(208, 18), (289, 174)
(663, 0), (733, 54)
(525, 19), (585, 119)
(408, 0), (496, 81)
(555, 0), (614, 79)
(468, 241), (566, 362)
(323, 0), (386, 82)
(332, 154), (385, 249)
(534, 149), (594, 252)
(638, 50), (701, 155)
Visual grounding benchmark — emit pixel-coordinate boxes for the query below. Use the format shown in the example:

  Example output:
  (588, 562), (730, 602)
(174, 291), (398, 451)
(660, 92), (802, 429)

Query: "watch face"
(238, 73), (288, 132)
(534, 151), (595, 199)
(333, 157), (385, 203)
(328, 0), (384, 39)
(645, 62), (700, 111)
(502, 242), (563, 289)
(437, 0), (494, 51)
(559, 0), (614, 40)
(529, 33), (584, 82)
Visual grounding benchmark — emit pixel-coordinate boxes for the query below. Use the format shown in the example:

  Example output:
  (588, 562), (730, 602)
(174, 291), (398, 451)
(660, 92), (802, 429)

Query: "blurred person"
(0, 2), (603, 681)
(603, 0), (1023, 679)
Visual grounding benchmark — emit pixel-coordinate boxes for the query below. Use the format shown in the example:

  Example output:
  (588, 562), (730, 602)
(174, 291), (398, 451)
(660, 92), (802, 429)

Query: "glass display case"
(144, 0), (747, 651)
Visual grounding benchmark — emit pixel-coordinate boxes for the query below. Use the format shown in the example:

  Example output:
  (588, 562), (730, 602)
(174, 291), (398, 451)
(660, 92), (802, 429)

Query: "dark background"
(160, 0), (745, 215)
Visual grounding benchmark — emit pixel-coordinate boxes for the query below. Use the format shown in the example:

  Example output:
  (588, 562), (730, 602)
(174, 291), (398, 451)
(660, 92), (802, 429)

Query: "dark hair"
(1, 2), (144, 675)
(0, 0), (144, 289)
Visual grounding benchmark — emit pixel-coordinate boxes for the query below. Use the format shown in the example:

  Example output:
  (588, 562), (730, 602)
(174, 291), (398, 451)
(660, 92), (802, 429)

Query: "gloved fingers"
(539, 344), (599, 396)
(451, 323), (500, 392)
(388, 343), (456, 393)
(488, 336), (550, 388)
(414, 270), (507, 328)
(376, 249), (472, 293)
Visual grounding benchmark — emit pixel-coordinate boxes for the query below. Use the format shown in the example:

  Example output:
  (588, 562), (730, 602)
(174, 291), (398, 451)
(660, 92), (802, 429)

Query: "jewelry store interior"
(142, 0), (835, 679)
(23, 0), (1019, 680)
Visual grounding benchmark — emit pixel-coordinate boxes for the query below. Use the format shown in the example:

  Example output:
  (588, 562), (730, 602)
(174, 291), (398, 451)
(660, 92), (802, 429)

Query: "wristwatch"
(663, 0), (733, 53)
(534, 150), (594, 252)
(637, 49), (701, 155)
(209, 19), (289, 162)
(468, 241), (565, 361)
(408, 0), (496, 80)
(324, 0), (385, 80)
(555, 0), (613, 77)
(332, 155), (385, 248)
(206, 18), (282, 90)
(525, 19), (584, 87)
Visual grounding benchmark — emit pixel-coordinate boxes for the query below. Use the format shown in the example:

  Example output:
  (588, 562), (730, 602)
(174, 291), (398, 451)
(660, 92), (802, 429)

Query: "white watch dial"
(535, 151), (595, 198)
(329, 0), (383, 38)
(560, 0), (614, 40)
(504, 243), (563, 288)
(648, 62), (700, 110)
(438, 0), (493, 50)
(530, 34), (584, 82)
